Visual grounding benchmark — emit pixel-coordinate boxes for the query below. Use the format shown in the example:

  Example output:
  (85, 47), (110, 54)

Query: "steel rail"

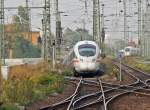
(76, 82), (148, 110)
(73, 80), (149, 110)
(113, 60), (150, 86)
(146, 79), (150, 85)
(74, 96), (105, 110)
(106, 91), (150, 109)
(98, 79), (107, 110)
(39, 78), (81, 110)
(67, 77), (82, 110)
(73, 84), (150, 110)
(65, 60), (150, 110)
(105, 62), (150, 110)
(40, 70), (148, 110)
(40, 77), (109, 110)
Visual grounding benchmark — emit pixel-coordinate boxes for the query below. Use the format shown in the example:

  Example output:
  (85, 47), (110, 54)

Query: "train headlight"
(80, 59), (83, 62)
(96, 59), (101, 62)
(72, 59), (80, 63)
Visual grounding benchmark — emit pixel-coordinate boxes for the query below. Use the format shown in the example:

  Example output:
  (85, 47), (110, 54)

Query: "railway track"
(39, 77), (150, 110)
(113, 60), (150, 85)
(106, 60), (150, 110)
(72, 82), (150, 110)
(40, 77), (107, 110)
(75, 60), (150, 110)
(31, 60), (150, 110)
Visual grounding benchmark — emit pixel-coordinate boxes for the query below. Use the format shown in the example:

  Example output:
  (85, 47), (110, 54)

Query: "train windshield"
(78, 44), (96, 57)
(125, 48), (130, 52)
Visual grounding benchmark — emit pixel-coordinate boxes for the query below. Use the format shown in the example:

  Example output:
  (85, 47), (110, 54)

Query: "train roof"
(74, 40), (97, 47)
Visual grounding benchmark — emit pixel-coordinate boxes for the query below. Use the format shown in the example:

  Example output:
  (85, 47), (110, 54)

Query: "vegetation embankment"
(123, 57), (150, 73)
(103, 57), (150, 83)
(100, 57), (119, 81)
(100, 57), (144, 83)
(0, 62), (72, 110)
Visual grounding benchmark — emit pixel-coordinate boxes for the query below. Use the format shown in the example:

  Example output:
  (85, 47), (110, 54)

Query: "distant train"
(124, 46), (140, 56)
(117, 49), (125, 58)
(72, 41), (102, 76)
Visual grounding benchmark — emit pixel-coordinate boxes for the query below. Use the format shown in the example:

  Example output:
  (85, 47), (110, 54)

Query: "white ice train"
(72, 41), (101, 76)
(124, 46), (140, 56)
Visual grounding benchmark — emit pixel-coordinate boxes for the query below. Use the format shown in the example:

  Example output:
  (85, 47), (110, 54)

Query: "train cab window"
(78, 44), (96, 57)
(125, 48), (130, 52)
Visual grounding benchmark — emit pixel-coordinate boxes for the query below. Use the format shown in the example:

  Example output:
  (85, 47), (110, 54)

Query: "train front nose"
(78, 62), (88, 71)
(77, 59), (98, 72)
(87, 62), (97, 71)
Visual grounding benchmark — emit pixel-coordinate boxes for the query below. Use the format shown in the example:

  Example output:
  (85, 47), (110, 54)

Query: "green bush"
(62, 69), (72, 76)
(31, 73), (64, 97)
(0, 104), (19, 110)
(34, 73), (63, 85)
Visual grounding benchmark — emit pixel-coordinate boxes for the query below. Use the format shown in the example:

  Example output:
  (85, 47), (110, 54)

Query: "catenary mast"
(0, 0), (5, 65)
(93, 0), (101, 47)
(42, 0), (52, 61)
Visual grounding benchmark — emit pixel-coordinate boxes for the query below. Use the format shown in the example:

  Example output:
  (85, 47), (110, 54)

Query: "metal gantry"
(0, 0), (5, 64)
(93, 0), (101, 47)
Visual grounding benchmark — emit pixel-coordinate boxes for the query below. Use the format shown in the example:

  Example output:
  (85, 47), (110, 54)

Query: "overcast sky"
(4, 0), (147, 42)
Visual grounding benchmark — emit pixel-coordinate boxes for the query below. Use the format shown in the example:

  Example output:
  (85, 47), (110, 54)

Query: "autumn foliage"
(8, 62), (49, 79)
(0, 62), (68, 108)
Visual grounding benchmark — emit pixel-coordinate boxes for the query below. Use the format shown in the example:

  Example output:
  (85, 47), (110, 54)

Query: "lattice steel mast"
(143, 0), (150, 57)
(93, 0), (101, 47)
(55, 0), (62, 47)
(123, 0), (127, 46)
(0, 0), (4, 102)
(101, 4), (105, 53)
(42, 0), (52, 61)
(26, 0), (32, 41)
(138, 0), (142, 49)
(145, 0), (150, 57)
(0, 0), (5, 64)
(82, 0), (88, 40)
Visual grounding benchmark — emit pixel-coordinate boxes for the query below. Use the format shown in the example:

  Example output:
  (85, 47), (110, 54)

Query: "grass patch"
(0, 103), (19, 110)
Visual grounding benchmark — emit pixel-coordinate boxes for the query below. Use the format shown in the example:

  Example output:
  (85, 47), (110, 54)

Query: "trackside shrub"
(0, 103), (19, 110)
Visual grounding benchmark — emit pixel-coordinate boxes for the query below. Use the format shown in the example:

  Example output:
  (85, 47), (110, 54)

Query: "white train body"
(72, 41), (101, 75)
(124, 46), (139, 56)
(117, 49), (125, 58)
